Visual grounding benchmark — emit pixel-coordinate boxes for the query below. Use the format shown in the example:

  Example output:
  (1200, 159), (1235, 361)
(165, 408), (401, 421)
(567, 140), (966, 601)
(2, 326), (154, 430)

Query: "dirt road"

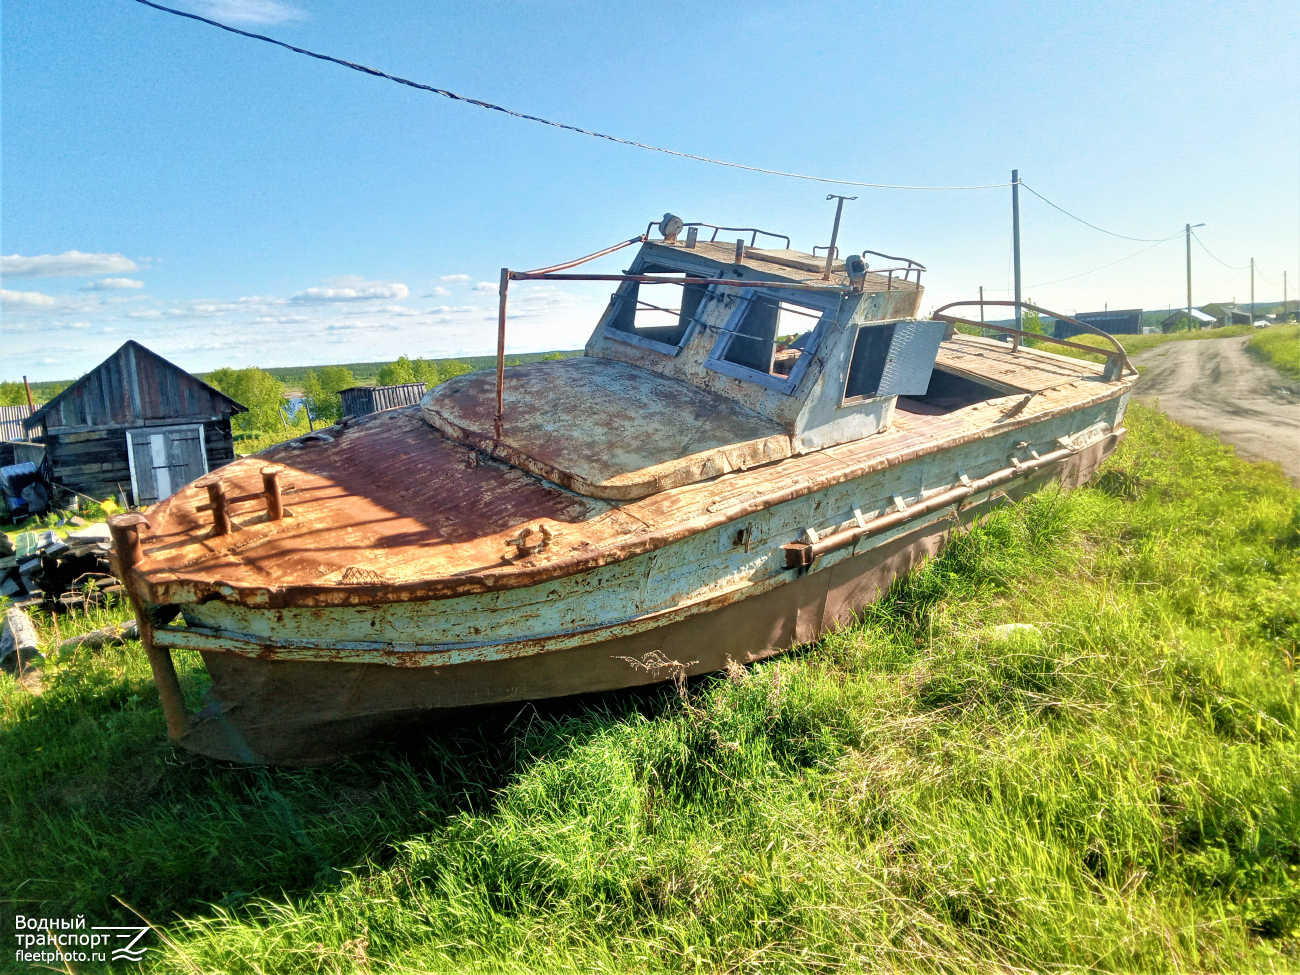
(1131, 333), (1300, 484)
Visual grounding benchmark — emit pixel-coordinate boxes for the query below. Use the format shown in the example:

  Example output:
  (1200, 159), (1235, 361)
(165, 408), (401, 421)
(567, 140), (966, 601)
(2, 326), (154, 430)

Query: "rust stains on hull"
(129, 371), (1129, 611)
(175, 442), (1109, 766)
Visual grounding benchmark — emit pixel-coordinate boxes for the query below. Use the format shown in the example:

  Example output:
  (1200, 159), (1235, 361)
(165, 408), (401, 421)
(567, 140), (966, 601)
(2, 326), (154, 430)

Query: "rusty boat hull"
(134, 394), (1123, 765)
(109, 229), (1138, 765)
(177, 432), (1116, 765)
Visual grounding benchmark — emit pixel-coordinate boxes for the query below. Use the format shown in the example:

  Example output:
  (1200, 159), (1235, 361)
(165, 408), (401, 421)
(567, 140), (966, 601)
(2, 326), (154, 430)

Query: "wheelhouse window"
(706, 289), (831, 393)
(842, 323), (897, 402)
(603, 273), (706, 353)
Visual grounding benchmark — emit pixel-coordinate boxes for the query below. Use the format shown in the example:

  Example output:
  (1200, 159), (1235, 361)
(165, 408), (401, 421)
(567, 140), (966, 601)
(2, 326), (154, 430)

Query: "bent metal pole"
(495, 267), (509, 441)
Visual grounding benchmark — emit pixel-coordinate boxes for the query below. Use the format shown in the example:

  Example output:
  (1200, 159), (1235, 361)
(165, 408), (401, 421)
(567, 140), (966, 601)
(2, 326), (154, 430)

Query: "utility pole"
(979, 285), (985, 322)
(1012, 170), (1022, 329)
(1249, 258), (1255, 326)
(1184, 222), (1204, 330)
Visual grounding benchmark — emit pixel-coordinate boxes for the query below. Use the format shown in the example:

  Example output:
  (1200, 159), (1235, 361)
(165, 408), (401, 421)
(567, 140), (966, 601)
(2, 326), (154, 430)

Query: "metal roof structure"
(0, 404), (33, 442)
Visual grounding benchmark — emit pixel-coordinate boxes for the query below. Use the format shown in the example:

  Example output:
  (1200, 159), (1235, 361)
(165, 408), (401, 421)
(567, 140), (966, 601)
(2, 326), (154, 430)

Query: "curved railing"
(931, 299), (1132, 381)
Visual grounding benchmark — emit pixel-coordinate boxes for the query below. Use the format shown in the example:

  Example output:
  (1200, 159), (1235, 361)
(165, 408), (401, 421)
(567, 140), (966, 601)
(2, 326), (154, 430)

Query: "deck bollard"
(261, 465), (284, 521)
(108, 512), (190, 740)
(207, 482), (231, 536)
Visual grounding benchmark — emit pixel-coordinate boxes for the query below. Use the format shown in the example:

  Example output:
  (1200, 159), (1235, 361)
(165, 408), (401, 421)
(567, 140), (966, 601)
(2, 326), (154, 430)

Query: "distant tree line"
(200, 355), (479, 451)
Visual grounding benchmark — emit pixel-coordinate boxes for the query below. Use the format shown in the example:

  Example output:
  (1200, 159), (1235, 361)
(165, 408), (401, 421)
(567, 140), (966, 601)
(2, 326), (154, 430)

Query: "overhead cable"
(1191, 232), (1251, 270)
(1019, 182), (1175, 242)
(129, 0), (1008, 191)
(1027, 236), (1179, 289)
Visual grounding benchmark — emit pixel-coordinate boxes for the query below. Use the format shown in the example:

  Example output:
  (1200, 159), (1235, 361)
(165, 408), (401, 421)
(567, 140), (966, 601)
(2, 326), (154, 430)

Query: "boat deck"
(130, 336), (1125, 606)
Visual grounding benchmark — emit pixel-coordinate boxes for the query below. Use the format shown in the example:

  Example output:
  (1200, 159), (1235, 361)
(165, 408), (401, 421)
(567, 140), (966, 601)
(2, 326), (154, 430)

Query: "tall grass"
(1249, 323), (1300, 382)
(2, 403), (1297, 973)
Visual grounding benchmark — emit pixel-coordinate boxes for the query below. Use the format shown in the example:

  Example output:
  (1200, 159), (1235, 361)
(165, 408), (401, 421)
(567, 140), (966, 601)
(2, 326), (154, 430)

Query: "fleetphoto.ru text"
(13, 914), (150, 966)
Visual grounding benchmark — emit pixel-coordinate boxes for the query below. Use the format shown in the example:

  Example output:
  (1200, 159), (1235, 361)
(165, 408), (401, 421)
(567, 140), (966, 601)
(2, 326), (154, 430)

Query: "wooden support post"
(108, 513), (189, 740)
(495, 268), (509, 442)
(207, 482), (231, 536)
(261, 465), (284, 521)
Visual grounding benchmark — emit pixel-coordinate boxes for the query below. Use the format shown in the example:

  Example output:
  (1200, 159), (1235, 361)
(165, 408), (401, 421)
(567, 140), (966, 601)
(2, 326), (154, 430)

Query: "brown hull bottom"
(179, 439), (1116, 765)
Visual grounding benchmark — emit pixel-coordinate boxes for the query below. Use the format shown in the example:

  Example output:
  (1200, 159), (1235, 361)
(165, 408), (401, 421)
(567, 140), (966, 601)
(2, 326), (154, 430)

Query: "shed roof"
(25, 340), (246, 433)
(0, 404), (33, 442)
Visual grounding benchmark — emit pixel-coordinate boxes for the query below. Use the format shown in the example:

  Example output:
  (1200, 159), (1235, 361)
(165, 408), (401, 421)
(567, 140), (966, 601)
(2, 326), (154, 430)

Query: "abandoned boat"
(110, 216), (1135, 765)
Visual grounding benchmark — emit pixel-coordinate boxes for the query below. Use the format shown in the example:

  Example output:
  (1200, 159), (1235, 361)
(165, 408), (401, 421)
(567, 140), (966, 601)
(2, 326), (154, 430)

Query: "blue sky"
(3, 0), (1296, 381)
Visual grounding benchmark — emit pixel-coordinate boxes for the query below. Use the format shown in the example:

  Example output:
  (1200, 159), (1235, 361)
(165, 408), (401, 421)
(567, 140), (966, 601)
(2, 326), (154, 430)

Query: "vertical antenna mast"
(823, 194), (857, 280)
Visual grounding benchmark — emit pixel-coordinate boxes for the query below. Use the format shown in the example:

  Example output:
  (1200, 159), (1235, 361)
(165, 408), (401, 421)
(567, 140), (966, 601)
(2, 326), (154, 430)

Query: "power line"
(1027, 235), (1179, 289)
(128, 0), (1008, 191)
(1191, 231), (1250, 270)
(1019, 182), (1174, 242)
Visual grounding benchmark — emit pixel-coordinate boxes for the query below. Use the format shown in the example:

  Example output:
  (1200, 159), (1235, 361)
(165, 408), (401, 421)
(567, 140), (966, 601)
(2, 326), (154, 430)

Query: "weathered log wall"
(47, 418), (234, 504)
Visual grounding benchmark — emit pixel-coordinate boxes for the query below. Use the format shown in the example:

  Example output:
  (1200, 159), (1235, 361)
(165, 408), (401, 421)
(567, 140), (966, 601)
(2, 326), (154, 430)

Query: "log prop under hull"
(169, 435), (1118, 765)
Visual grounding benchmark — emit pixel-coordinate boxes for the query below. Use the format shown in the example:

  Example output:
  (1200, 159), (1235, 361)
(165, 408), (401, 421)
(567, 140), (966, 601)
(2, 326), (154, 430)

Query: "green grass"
(1043, 324), (1259, 365)
(2, 403), (1298, 973)
(1249, 323), (1300, 382)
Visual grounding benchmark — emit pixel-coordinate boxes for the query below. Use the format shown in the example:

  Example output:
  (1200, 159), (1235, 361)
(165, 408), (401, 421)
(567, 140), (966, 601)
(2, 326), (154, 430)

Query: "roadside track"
(1130, 333), (1300, 485)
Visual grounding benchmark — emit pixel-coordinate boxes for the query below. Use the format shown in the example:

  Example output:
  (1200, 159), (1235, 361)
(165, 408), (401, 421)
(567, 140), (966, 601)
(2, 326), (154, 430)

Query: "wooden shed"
(22, 341), (246, 506)
(340, 382), (428, 417)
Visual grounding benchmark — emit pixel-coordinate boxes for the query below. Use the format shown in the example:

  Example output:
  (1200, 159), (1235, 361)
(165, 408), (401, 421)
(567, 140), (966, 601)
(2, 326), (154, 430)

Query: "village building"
(1201, 303), (1253, 327)
(1159, 308), (1217, 331)
(22, 340), (245, 506)
(1052, 308), (1144, 339)
(339, 382), (429, 417)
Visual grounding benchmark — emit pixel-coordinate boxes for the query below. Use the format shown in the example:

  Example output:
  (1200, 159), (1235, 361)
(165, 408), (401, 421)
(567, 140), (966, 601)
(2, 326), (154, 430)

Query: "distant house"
(1053, 309), (1144, 340)
(340, 383), (428, 417)
(1160, 308), (1216, 331)
(1201, 304), (1253, 327)
(0, 405), (33, 442)
(22, 341), (246, 506)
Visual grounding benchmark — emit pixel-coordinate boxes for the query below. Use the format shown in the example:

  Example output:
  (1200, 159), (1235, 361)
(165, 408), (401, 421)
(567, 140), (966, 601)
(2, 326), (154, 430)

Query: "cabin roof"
(645, 240), (921, 293)
(25, 340), (246, 433)
(423, 357), (790, 500)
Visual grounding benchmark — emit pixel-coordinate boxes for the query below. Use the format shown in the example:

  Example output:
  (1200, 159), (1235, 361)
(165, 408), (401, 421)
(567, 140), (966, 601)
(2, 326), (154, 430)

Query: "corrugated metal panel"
(24, 341), (246, 433)
(340, 383), (427, 416)
(0, 405), (32, 441)
(877, 320), (947, 397)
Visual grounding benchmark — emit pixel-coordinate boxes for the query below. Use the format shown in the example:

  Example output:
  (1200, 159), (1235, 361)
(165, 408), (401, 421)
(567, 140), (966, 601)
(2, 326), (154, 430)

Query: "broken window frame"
(704, 286), (838, 395)
(597, 272), (708, 358)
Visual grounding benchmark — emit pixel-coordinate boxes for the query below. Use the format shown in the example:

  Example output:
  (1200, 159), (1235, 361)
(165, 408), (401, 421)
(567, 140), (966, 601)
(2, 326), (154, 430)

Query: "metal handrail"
(642, 220), (791, 249)
(931, 300), (1132, 381)
(860, 249), (926, 270)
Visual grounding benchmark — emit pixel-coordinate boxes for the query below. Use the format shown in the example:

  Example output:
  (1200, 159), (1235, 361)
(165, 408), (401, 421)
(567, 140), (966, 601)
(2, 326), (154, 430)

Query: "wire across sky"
(129, 0), (1274, 284)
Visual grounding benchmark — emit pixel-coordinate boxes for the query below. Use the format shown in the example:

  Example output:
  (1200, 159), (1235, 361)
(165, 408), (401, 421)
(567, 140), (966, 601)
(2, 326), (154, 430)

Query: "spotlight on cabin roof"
(844, 253), (868, 292)
(658, 213), (684, 241)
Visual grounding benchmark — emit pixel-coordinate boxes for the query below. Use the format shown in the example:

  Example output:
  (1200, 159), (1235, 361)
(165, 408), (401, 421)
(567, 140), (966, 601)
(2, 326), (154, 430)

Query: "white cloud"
(291, 281), (409, 303)
(440, 274), (471, 283)
(80, 277), (144, 291)
(1, 288), (59, 307)
(127, 309), (163, 319)
(185, 0), (306, 24)
(474, 281), (497, 292)
(381, 305), (421, 316)
(2, 251), (137, 278)
(422, 287), (451, 298)
(67, 321), (92, 329)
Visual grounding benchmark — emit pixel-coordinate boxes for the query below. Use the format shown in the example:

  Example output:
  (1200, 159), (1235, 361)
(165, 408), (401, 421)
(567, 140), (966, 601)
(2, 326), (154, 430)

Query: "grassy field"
(1036, 324), (1260, 365)
(2, 403), (1298, 973)
(1249, 324), (1300, 382)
